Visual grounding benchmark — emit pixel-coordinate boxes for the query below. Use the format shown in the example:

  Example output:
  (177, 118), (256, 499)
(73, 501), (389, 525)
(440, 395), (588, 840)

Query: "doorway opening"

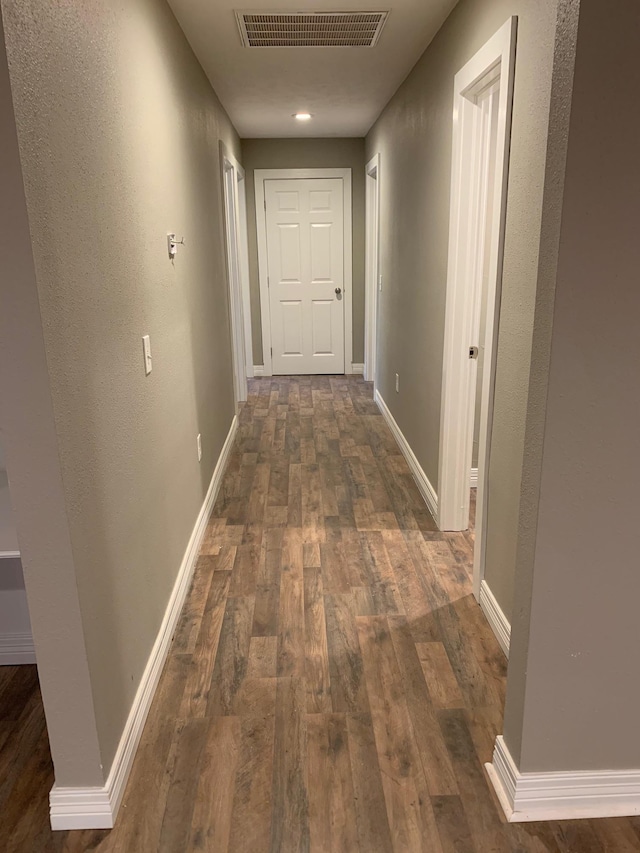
(254, 168), (353, 376)
(222, 147), (252, 404)
(438, 18), (517, 645)
(364, 154), (380, 387)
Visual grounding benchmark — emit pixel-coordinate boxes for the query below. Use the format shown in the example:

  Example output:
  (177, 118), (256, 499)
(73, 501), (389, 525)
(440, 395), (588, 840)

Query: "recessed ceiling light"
(294, 113), (312, 121)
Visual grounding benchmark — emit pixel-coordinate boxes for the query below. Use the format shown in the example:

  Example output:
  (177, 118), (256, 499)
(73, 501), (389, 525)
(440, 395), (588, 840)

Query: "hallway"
(3, 376), (640, 851)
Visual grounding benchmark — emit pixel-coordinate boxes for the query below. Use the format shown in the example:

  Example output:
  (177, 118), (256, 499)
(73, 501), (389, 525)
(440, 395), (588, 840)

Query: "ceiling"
(166, 0), (459, 138)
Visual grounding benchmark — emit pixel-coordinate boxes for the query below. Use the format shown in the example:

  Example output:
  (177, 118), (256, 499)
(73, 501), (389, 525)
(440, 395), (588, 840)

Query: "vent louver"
(235, 11), (389, 48)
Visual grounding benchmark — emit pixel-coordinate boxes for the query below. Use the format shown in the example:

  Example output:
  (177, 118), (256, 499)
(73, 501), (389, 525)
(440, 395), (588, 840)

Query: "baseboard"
(0, 586), (36, 665)
(479, 580), (510, 658)
(470, 467), (478, 488)
(487, 735), (640, 822)
(350, 363), (364, 375)
(0, 632), (36, 665)
(253, 365), (265, 377)
(374, 389), (438, 522)
(49, 414), (238, 831)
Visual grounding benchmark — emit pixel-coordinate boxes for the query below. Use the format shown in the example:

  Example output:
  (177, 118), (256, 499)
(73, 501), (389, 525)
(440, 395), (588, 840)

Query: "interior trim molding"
(0, 631), (36, 665)
(374, 389), (438, 522)
(49, 414), (239, 831)
(351, 363), (364, 375)
(253, 365), (265, 377)
(479, 579), (510, 658)
(487, 735), (640, 823)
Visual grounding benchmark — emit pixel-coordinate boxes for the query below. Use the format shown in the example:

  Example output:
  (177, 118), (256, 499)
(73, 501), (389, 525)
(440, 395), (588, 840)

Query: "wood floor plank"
(416, 642), (465, 709)
(346, 712), (394, 853)
(252, 528), (283, 637)
(388, 617), (459, 796)
(431, 795), (478, 853)
(303, 568), (332, 713)
(227, 715), (276, 853)
(270, 677), (310, 853)
(179, 572), (231, 718)
(246, 635), (278, 679)
(206, 595), (255, 716)
(357, 616), (446, 850)
(187, 716), (240, 852)
(325, 593), (370, 713)
(437, 709), (516, 853)
(306, 713), (359, 853)
(277, 528), (305, 677)
(158, 718), (208, 853)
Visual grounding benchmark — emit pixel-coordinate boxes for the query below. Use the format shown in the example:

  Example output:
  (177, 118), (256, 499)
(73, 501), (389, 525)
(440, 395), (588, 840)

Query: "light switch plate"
(142, 335), (152, 375)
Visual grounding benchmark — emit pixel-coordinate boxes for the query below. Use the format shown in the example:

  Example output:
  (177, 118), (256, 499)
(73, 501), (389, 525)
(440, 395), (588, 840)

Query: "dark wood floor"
(2, 375), (640, 852)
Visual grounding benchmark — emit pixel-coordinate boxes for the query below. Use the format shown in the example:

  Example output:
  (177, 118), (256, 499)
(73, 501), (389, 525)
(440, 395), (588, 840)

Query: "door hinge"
(271, 347), (273, 356)
(267, 276), (270, 288)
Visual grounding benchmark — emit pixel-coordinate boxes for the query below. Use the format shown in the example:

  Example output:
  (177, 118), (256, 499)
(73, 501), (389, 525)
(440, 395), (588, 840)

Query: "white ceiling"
(166, 0), (459, 138)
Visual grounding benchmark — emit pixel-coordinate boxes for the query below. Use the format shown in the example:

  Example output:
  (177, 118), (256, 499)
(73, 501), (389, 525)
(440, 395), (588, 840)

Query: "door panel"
(311, 299), (334, 355)
(281, 301), (303, 355)
(277, 224), (302, 282)
(265, 178), (345, 374)
(310, 223), (333, 282)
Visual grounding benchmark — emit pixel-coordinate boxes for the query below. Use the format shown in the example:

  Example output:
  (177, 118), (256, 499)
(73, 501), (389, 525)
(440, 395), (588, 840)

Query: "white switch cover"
(142, 335), (152, 375)
(197, 433), (202, 462)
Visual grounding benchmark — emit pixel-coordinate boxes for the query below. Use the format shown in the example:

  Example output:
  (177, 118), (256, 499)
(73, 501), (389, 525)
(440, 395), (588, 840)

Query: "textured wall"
(365, 0), (559, 621)
(1, 0), (240, 777)
(506, 0), (640, 772)
(241, 137), (366, 366)
(0, 9), (104, 785)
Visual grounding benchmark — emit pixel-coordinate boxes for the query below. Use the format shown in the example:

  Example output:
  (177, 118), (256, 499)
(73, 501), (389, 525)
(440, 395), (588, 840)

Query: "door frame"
(437, 18), (517, 601)
(364, 154), (380, 387)
(221, 146), (251, 404)
(254, 168), (353, 377)
(236, 168), (254, 379)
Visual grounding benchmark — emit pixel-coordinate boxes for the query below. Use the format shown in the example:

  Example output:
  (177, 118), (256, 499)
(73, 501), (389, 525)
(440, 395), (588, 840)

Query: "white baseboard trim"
(0, 632), (36, 665)
(350, 363), (365, 375)
(374, 389), (438, 522)
(470, 467), (478, 488)
(487, 735), (640, 823)
(49, 414), (238, 831)
(479, 580), (510, 658)
(253, 365), (265, 377)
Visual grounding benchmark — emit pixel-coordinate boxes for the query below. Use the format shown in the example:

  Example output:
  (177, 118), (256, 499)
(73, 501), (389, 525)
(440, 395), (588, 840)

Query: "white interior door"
(265, 178), (345, 375)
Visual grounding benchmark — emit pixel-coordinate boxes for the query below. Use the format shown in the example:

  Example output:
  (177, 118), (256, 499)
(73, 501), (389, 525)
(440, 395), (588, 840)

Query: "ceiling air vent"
(235, 11), (389, 48)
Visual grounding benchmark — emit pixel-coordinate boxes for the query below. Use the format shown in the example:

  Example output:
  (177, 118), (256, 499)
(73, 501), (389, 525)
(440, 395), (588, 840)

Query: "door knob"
(335, 287), (342, 295)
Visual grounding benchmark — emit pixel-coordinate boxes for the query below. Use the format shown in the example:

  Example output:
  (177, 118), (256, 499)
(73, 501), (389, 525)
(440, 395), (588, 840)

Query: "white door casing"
(255, 169), (353, 376)
(222, 148), (249, 403)
(365, 154), (380, 386)
(438, 18), (517, 601)
(236, 171), (254, 379)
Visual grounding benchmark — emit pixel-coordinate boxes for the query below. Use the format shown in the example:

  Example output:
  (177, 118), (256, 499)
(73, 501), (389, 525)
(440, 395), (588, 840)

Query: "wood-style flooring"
(2, 375), (640, 852)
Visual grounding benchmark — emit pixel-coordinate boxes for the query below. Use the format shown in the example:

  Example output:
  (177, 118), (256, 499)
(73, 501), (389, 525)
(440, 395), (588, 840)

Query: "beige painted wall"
(241, 138), (366, 366)
(505, 0), (640, 771)
(1, 0), (240, 781)
(365, 0), (559, 622)
(0, 8), (104, 785)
